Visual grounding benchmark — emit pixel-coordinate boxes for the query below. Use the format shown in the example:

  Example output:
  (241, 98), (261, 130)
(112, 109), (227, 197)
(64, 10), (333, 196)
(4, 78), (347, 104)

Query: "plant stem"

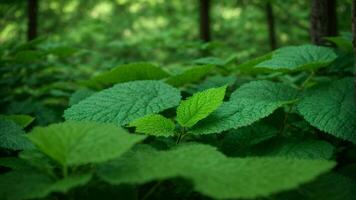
(141, 181), (162, 200)
(142, 128), (187, 199)
(279, 71), (315, 135)
(62, 165), (68, 178)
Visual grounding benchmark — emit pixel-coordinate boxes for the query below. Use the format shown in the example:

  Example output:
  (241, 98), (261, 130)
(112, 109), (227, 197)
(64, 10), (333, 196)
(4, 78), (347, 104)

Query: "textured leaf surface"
(248, 138), (335, 159)
(85, 63), (169, 87)
(68, 88), (95, 106)
(98, 144), (335, 199)
(191, 81), (297, 134)
(177, 86), (226, 127)
(27, 121), (146, 166)
(0, 115), (34, 128)
(256, 45), (337, 71)
(64, 81), (181, 125)
(0, 120), (33, 150)
(129, 114), (175, 137)
(275, 173), (356, 200)
(297, 78), (356, 143)
(221, 122), (278, 156)
(165, 65), (213, 87)
(0, 169), (91, 200)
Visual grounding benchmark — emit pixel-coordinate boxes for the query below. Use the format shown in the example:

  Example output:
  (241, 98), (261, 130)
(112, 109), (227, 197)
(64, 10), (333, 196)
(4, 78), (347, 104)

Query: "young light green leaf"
(98, 144), (335, 199)
(0, 114), (34, 128)
(129, 114), (175, 137)
(177, 86), (226, 128)
(297, 78), (356, 144)
(165, 65), (213, 87)
(256, 45), (337, 71)
(27, 121), (146, 166)
(85, 63), (169, 87)
(64, 80), (181, 125)
(0, 119), (34, 150)
(190, 80), (297, 134)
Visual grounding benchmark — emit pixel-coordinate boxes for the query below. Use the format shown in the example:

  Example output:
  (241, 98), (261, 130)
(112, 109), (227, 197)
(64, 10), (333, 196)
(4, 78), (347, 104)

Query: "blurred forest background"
(0, 0), (352, 125)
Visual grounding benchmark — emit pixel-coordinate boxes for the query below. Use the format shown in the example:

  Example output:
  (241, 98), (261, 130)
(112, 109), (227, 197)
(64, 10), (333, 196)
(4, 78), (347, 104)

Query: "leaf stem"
(62, 165), (68, 178)
(141, 181), (162, 200)
(279, 71), (315, 135)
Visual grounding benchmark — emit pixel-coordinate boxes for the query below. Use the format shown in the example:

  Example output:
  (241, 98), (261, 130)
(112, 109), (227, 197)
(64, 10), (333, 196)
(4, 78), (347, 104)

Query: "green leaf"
(98, 144), (335, 199)
(165, 65), (213, 87)
(68, 88), (95, 106)
(129, 114), (175, 137)
(0, 119), (34, 150)
(0, 114), (34, 128)
(297, 78), (356, 144)
(85, 63), (169, 87)
(27, 121), (146, 166)
(64, 80), (181, 125)
(0, 169), (91, 200)
(190, 81), (297, 134)
(221, 122), (278, 156)
(234, 52), (272, 73)
(256, 45), (337, 71)
(177, 86), (226, 127)
(248, 138), (335, 159)
(275, 173), (356, 200)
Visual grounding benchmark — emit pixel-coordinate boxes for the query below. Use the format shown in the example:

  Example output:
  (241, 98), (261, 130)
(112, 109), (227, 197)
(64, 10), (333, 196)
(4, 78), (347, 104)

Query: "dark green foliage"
(0, 1), (355, 199)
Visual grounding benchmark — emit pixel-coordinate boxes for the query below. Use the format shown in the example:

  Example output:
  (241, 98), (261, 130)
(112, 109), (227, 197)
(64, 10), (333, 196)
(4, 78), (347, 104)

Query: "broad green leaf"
(325, 32), (353, 52)
(191, 81), (297, 134)
(64, 80), (181, 125)
(177, 86), (226, 127)
(256, 45), (337, 71)
(221, 122), (278, 156)
(68, 88), (95, 106)
(129, 114), (175, 137)
(0, 119), (33, 150)
(275, 173), (356, 200)
(27, 121), (146, 166)
(0, 157), (29, 170)
(0, 114), (34, 128)
(98, 144), (335, 199)
(297, 78), (356, 144)
(85, 63), (169, 87)
(165, 65), (213, 87)
(247, 138), (335, 159)
(0, 169), (91, 200)
(234, 52), (272, 73)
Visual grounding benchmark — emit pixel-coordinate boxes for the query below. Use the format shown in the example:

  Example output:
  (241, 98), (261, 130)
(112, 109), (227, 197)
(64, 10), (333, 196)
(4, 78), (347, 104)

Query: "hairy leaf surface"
(0, 119), (33, 150)
(297, 78), (356, 143)
(256, 45), (337, 71)
(64, 80), (181, 125)
(191, 81), (297, 134)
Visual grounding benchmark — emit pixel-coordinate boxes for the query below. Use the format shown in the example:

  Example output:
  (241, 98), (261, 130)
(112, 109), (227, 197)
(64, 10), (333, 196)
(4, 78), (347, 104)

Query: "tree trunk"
(199, 0), (211, 42)
(266, 2), (277, 50)
(352, 0), (356, 105)
(310, 0), (338, 45)
(27, 0), (38, 41)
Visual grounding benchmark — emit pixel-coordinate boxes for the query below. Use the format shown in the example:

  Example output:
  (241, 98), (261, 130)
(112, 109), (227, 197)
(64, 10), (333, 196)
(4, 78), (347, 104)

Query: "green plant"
(1, 42), (356, 200)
